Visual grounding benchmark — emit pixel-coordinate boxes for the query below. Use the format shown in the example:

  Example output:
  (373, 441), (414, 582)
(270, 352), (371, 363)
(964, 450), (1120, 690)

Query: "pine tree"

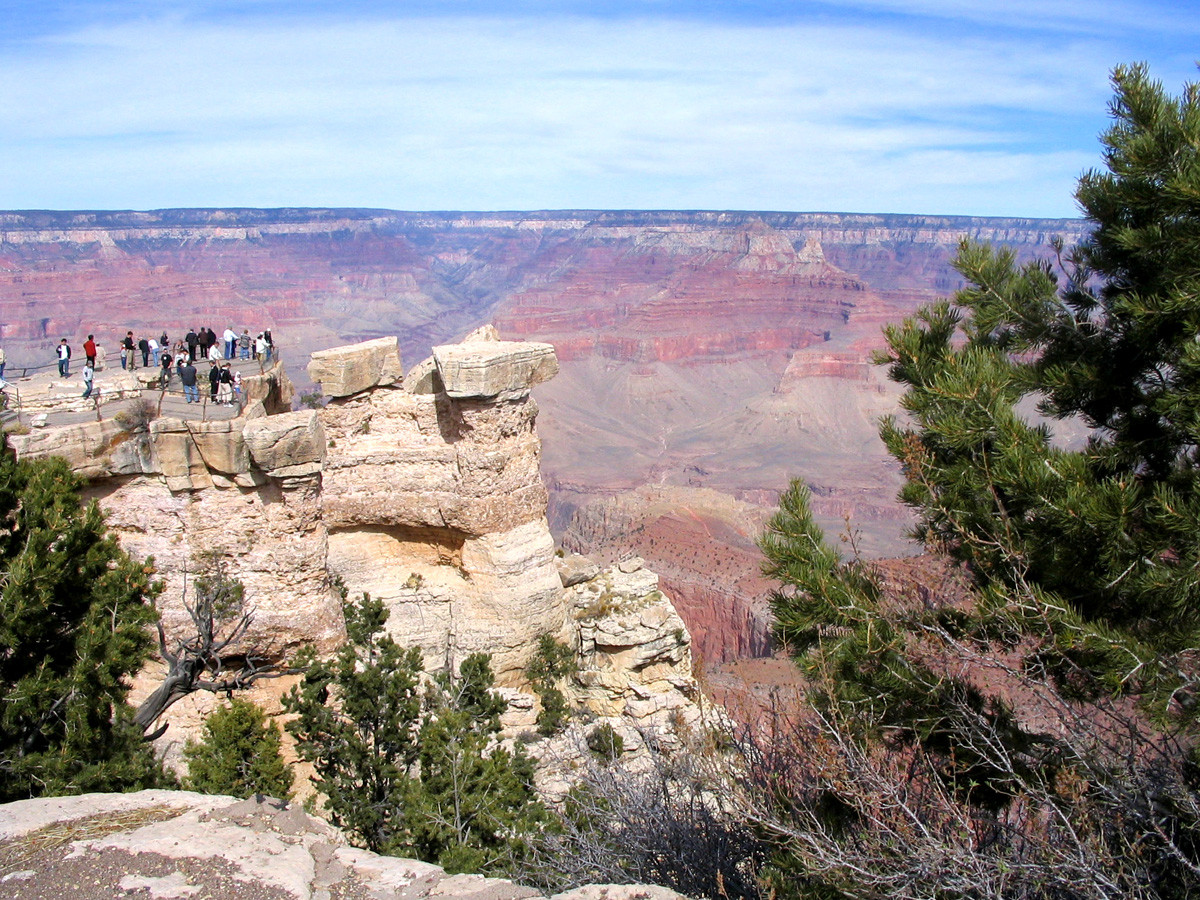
(412, 652), (549, 874)
(283, 593), (423, 854)
(0, 451), (167, 800)
(525, 633), (577, 736)
(184, 697), (294, 800)
(284, 594), (548, 874)
(760, 65), (1200, 897)
(870, 63), (1200, 706)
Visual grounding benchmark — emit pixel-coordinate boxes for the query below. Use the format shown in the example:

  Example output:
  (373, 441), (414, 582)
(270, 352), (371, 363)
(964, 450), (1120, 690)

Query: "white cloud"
(0, 8), (1186, 214)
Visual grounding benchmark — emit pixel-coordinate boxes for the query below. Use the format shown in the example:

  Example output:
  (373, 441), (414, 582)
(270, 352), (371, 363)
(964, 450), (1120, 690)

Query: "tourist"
(159, 350), (173, 389)
(178, 358), (198, 403)
(223, 326), (237, 360)
(218, 363), (234, 406)
(83, 334), (97, 367)
(185, 327), (198, 362)
(81, 360), (94, 399)
(264, 329), (274, 363)
(122, 332), (136, 370)
(138, 335), (150, 368)
(255, 333), (268, 361)
(0, 344), (6, 380)
(207, 341), (221, 362)
(239, 328), (251, 360)
(208, 360), (221, 402)
(57, 338), (71, 377)
(149, 335), (160, 366)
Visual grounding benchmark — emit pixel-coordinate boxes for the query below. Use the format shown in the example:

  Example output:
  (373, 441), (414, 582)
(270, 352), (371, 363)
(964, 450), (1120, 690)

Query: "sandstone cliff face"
(6, 365), (343, 663)
(317, 337), (569, 679)
(6, 334), (709, 769)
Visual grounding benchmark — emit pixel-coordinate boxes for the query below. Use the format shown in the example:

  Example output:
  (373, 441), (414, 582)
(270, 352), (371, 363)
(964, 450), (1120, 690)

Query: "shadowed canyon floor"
(0, 209), (1087, 665)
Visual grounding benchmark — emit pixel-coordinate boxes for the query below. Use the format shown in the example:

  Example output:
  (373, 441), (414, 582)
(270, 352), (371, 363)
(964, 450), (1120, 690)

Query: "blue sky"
(0, 1), (1195, 217)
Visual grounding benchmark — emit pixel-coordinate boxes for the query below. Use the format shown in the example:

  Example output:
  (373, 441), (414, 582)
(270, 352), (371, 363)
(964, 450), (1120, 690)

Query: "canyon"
(0, 209), (1088, 665)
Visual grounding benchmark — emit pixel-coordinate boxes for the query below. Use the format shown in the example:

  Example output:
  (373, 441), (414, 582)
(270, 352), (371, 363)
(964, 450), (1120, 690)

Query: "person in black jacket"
(218, 363), (235, 406)
(178, 359), (198, 402)
(122, 332), (136, 370)
(57, 339), (71, 377)
(208, 361), (221, 401)
(159, 351), (173, 389)
(138, 336), (150, 368)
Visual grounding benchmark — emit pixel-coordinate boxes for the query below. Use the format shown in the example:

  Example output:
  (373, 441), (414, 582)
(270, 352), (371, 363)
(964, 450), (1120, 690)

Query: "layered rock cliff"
(5, 331), (708, 768)
(0, 208), (1087, 671)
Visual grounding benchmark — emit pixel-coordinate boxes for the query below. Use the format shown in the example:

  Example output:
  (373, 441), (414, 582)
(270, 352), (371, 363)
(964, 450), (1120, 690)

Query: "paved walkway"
(0, 356), (279, 430)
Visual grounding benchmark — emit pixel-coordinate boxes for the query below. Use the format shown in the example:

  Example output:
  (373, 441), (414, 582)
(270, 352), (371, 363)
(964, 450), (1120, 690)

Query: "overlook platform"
(0, 355), (281, 431)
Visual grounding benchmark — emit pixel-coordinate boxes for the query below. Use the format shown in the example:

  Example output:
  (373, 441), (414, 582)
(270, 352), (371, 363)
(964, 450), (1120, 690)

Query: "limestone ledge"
(0, 790), (689, 900)
(434, 340), (559, 400)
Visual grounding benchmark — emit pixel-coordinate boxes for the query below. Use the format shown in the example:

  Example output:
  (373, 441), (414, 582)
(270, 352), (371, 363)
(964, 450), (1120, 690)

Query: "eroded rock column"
(316, 334), (568, 680)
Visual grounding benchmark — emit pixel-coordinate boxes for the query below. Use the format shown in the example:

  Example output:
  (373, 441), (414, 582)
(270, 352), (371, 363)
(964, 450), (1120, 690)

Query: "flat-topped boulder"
(307, 336), (403, 398)
(243, 409), (326, 478)
(433, 341), (558, 399)
(150, 418), (215, 491)
(186, 417), (251, 476)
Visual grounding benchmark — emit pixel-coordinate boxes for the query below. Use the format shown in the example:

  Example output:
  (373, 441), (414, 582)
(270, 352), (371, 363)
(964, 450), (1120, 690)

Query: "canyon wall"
(0, 208), (1088, 667)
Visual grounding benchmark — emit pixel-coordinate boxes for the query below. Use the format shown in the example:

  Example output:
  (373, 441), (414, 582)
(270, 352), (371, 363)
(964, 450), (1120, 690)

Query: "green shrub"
(525, 633), (577, 736)
(184, 697), (294, 800)
(285, 593), (548, 875)
(586, 723), (624, 762)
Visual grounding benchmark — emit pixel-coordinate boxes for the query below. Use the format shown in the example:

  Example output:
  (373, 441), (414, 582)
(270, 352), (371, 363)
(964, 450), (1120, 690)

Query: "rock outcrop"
(433, 340), (559, 399)
(6, 333), (710, 768)
(316, 336), (567, 679)
(307, 335), (404, 397)
(0, 790), (689, 900)
(566, 559), (704, 744)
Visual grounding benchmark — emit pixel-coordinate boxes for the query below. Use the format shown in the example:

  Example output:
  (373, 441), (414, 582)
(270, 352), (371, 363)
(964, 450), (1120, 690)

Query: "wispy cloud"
(0, 3), (1193, 214)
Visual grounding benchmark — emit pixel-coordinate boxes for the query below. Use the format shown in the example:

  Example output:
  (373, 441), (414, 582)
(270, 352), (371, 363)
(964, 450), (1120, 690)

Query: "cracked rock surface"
(0, 791), (687, 900)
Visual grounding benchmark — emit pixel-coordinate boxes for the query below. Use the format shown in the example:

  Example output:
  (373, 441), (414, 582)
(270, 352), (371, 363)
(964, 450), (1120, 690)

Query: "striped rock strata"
(7, 332), (707, 769)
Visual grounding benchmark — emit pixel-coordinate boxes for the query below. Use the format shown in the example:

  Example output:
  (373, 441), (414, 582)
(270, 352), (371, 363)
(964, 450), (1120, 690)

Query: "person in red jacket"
(83, 334), (97, 367)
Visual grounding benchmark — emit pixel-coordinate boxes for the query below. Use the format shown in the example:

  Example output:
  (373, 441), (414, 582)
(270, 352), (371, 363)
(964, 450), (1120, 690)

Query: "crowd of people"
(47, 326), (276, 405)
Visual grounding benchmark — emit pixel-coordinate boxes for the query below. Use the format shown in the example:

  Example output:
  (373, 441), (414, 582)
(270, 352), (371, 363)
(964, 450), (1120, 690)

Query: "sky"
(0, 1), (1196, 218)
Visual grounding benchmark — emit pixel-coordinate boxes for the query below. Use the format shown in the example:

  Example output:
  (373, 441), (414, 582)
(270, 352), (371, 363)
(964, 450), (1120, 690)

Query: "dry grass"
(0, 804), (184, 877)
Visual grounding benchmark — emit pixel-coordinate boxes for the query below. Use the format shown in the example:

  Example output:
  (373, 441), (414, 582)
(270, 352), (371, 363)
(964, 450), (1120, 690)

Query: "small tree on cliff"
(0, 450), (168, 800)
(284, 593), (547, 874)
(409, 652), (549, 873)
(759, 64), (1200, 897)
(184, 697), (294, 800)
(135, 553), (281, 737)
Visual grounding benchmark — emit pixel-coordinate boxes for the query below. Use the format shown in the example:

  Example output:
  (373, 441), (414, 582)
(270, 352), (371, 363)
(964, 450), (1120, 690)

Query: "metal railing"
(1, 344), (279, 382)
(0, 350), (282, 429)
